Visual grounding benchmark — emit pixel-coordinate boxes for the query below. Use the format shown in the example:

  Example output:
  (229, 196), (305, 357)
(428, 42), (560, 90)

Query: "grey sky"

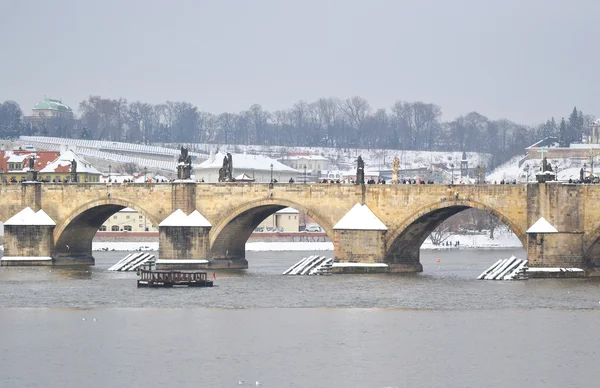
(1, 0), (598, 124)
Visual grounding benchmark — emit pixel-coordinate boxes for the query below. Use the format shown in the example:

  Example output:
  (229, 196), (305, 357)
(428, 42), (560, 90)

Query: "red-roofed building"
(0, 148), (101, 183)
(0, 150), (60, 182)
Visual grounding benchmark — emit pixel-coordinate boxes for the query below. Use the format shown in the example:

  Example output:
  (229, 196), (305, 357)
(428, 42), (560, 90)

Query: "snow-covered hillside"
(487, 154), (589, 183)
(178, 143), (491, 171)
(18, 136), (492, 173)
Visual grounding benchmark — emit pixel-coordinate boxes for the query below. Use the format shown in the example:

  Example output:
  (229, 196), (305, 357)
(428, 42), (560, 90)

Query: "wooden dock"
(137, 269), (214, 288)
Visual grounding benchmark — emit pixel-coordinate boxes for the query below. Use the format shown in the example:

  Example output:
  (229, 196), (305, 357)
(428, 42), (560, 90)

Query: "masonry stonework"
(0, 182), (599, 276)
(3, 224), (54, 266)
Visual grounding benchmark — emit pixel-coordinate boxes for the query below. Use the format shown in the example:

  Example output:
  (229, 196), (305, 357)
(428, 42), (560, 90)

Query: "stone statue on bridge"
(218, 153), (235, 182)
(70, 159), (78, 183)
(536, 156), (556, 183)
(177, 146), (193, 180)
(391, 156), (400, 184)
(26, 156), (38, 181)
(356, 156), (365, 185)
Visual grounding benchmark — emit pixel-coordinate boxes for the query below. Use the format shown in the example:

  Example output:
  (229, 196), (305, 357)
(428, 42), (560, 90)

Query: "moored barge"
(137, 269), (214, 288)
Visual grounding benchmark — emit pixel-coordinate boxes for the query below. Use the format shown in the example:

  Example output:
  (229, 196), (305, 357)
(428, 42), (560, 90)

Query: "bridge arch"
(53, 197), (161, 262)
(208, 196), (334, 261)
(582, 225), (600, 268)
(384, 199), (526, 270)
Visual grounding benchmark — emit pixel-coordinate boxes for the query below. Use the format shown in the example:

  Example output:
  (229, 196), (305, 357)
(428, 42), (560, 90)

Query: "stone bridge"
(1, 182), (600, 274)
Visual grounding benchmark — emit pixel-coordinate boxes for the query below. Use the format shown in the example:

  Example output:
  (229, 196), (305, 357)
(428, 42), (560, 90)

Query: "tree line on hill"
(0, 97), (595, 168)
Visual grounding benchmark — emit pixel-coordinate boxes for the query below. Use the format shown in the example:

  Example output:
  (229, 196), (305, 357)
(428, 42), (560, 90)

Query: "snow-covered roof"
(40, 149), (101, 174)
(276, 207), (299, 214)
(235, 173), (254, 181)
(284, 155), (329, 161)
(158, 209), (212, 227)
(7, 154), (28, 163)
(4, 208), (56, 226)
(195, 152), (297, 172)
(569, 144), (600, 149)
(333, 203), (387, 230)
(526, 217), (558, 233)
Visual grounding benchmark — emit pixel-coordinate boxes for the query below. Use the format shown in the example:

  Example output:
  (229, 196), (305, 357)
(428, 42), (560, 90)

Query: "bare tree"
(341, 96), (370, 152)
(430, 222), (453, 245)
(391, 101), (441, 150)
(120, 162), (138, 175)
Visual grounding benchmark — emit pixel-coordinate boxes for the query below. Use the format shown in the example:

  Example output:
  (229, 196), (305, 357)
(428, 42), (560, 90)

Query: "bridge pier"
(527, 232), (585, 269)
(332, 229), (390, 273)
(1, 208), (56, 266)
(157, 224), (212, 269)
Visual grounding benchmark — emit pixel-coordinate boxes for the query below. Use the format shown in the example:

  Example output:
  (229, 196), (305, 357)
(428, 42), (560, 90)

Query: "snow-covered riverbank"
(87, 232), (521, 252)
(0, 232), (521, 253)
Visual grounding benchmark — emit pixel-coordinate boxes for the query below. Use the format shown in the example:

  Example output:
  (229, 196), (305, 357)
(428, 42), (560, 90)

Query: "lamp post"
(270, 163), (273, 183)
(144, 166), (147, 182)
(303, 165), (307, 184)
(524, 164), (530, 182)
(108, 164), (112, 182)
(450, 163), (454, 184)
(476, 165), (481, 184)
(586, 149), (597, 176)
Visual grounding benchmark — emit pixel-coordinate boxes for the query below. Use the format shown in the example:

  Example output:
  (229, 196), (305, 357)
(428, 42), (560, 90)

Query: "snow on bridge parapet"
(333, 203), (387, 230)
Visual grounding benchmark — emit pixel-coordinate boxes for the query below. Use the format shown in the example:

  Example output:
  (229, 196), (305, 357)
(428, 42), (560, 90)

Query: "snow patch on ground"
(487, 152), (593, 183)
(421, 231), (522, 249)
(486, 155), (525, 183)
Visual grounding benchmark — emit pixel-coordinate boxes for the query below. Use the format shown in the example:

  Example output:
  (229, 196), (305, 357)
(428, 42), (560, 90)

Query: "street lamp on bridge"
(270, 163), (273, 183)
(524, 164), (530, 182)
(586, 149), (597, 176)
(108, 164), (112, 182)
(144, 166), (147, 182)
(303, 165), (307, 184)
(450, 163), (454, 184)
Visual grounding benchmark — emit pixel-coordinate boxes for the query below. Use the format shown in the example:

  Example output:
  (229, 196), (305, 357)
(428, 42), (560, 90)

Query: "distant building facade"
(23, 97), (75, 137)
(39, 149), (102, 182)
(279, 154), (330, 174)
(195, 151), (298, 183)
(256, 207), (300, 232)
(99, 208), (157, 232)
(0, 150), (60, 182)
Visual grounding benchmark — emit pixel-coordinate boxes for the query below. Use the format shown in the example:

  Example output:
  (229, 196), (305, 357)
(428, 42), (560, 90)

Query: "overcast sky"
(1, 0), (598, 124)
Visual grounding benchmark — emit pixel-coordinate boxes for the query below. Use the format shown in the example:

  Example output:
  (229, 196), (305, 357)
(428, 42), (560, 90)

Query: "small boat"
(137, 269), (214, 288)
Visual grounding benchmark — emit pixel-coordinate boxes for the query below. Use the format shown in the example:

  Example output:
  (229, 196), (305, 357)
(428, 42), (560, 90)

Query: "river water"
(1, 248), (600, 387)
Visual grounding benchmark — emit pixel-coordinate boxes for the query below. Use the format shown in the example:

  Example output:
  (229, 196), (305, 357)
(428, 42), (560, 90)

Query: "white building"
(99, 208), (157, 232)
(279, 155), (329, 173)
(194, 152), (298, 183)
(256, 207), (300, 232)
